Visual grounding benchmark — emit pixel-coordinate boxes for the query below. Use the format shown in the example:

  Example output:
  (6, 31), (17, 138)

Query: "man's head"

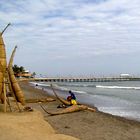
(69, 90), (72, 94)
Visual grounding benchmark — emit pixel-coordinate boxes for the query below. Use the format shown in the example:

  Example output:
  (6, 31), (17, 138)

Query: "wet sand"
(20, 81), (140, 140)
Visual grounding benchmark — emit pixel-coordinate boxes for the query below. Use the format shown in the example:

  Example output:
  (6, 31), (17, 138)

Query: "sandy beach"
(1, 1), (140, 140)
(0, 81), (140, 140)
(19, 81), (140, 140)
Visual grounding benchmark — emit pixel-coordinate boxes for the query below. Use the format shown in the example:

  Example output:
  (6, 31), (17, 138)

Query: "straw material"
(8, 47), (25, 105)
(0, 64), (4, 103)
(0, 34), (6, 103)
(51, 85), (71, 105)
(0, 63), (3, 94)
(0, 35), (7, 73)
(41, 104), (88, 116)
(0, 30), (25, 107)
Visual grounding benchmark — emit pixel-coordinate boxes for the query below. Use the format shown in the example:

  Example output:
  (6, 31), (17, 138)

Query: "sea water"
(30, 81), (140, 121)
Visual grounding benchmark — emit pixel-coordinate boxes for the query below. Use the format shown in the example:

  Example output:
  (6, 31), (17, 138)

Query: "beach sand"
(0, 110), (78, 140)
(19, 81), (140, 140)
(0, 82), (78, 140)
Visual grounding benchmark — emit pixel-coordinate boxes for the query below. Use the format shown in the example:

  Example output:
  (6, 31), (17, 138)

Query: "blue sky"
(1, 0), (140, 77)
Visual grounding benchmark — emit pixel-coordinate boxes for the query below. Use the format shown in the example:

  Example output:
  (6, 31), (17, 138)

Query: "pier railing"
(26, 77), (140, 82)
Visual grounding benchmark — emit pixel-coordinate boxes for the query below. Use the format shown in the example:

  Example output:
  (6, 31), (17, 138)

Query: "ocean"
(30, 81), (140, 122)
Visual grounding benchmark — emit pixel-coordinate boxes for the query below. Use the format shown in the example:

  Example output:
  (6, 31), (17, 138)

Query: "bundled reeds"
(0, 62), (4, 103)
(0, 34), (7, 72)
(0, 24), (25, 112)
(8, 46), (25, 105)
(51, 84), (71, 105)
(40, 104), (88, 116)
(0, 34), (7, 103)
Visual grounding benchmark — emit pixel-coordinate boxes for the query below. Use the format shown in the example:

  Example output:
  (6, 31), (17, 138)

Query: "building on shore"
(16, 70), (32, 78)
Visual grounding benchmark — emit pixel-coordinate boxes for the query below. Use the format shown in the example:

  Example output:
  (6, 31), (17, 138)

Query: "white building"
(120, 74), (131, 78)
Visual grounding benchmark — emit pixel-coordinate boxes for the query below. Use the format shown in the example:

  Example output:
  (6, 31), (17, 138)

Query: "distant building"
(120, 74), (131, 78)
(17, 70), (32, 78)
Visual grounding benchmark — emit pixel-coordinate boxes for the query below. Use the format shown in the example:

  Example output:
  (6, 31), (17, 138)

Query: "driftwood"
(25, 98), (55, 103)
(8, 46), (25, 105)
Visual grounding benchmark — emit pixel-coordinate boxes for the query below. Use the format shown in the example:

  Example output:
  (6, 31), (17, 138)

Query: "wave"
(29, 82), (50, 87)
(57, 83), (140, 90)
(52, 84), (87, 94)
(30, 82), (87, 94)
(96, 85), (140, 90)
(72, 90), (87, 94)
(57, 83), (96, 87)
(30, 82), (140, 90)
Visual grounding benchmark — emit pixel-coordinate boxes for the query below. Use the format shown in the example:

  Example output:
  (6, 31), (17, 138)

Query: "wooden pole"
(5, 78), (12, 112)
(6, 95), (12, 112)
(3, 78), (7, 112)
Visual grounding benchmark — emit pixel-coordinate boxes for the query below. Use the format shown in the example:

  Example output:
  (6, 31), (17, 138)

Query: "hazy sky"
(0, 0), (140, 77)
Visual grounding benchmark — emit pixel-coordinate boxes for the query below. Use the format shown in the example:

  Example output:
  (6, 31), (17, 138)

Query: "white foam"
(53, 85), (87, 94)
(96, 85), (140, 90)
(55, 86), (69, 91)
(72, 90), (87, 94)
(99, 107), (140, 121)
(29, 82), (50, 87)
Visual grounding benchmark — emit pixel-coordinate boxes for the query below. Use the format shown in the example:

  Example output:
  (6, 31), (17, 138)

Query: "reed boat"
(0, 26), (8, 103)
(51, 84), (71, 105)
(0, 23), (25, 108)
(40, 104), (88, 116)
(40, 85), (96, 116)
(8, 46), (25, 105)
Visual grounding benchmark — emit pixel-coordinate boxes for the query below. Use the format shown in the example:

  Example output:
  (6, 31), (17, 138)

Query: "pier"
(30, 77), (140, 82)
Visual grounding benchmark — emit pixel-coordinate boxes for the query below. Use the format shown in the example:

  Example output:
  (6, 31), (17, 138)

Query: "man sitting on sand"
(69, 90), (76, 99)
(68, 90), (77, 105)
(57, 91), (77, 108)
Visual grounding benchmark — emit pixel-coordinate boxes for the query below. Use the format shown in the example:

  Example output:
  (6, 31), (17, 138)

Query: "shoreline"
(28, 81), (140, 123)
(26, 81), (140, 123)
(20, 81), (140, 140)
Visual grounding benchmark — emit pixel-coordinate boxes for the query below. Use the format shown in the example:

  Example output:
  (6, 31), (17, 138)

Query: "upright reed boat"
(0, 24), (25, 112)
(8, 46), (25, 105)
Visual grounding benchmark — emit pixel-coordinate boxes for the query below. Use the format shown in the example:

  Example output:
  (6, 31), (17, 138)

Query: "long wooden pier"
(30, 77), (140, 82)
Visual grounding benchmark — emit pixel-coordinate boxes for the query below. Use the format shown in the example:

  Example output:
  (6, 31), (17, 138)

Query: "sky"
(0, 0), (140, 77)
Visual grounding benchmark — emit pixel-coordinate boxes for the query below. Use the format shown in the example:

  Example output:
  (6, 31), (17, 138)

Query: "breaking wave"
(30, 82), (87, 94)
(30, 82), (140, 90)
(57, 83), (140, 90)
(96, 85), (140, 90)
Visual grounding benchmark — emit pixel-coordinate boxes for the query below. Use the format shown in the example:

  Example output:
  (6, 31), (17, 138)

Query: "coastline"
(19, 81), (140, 140)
